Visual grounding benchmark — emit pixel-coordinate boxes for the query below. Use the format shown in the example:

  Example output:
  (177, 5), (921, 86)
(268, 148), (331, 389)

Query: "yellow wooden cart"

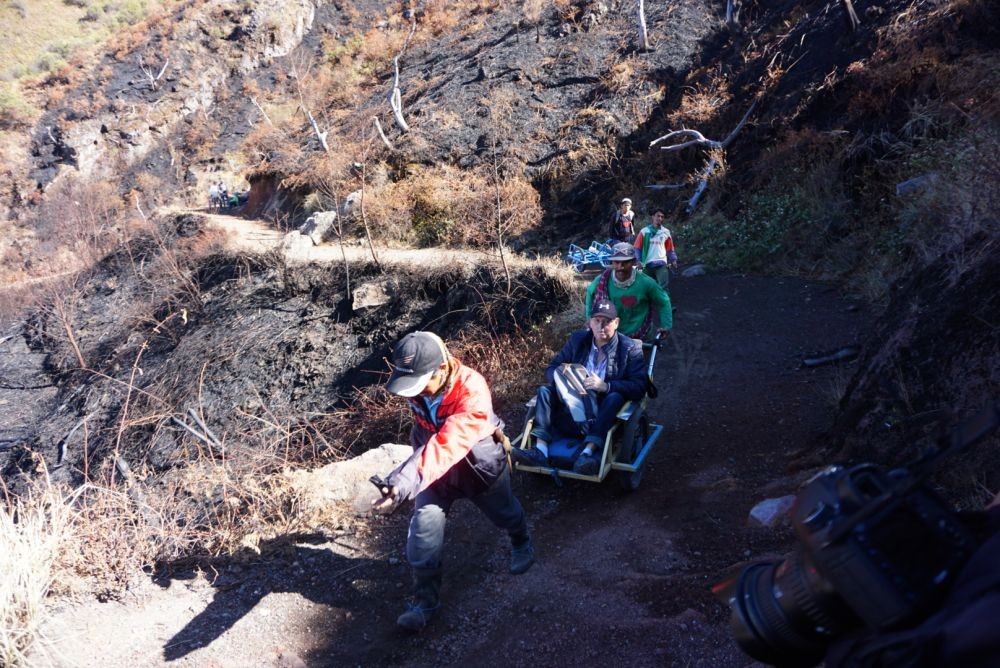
(512, 338), (665, 491)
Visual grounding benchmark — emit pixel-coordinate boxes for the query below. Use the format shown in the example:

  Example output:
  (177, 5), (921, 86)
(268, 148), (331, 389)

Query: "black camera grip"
(369, 474), (391, 496)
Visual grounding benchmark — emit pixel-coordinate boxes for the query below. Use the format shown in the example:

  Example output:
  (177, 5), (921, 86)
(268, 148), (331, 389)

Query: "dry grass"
(667, 78), (732, 126)
(0, 482), (77, 667)
(364, 163), (542, 248)
(0, 0), (179, 83)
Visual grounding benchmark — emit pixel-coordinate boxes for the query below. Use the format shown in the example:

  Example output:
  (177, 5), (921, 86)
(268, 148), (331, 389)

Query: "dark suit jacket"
(544, 330), (647, 402)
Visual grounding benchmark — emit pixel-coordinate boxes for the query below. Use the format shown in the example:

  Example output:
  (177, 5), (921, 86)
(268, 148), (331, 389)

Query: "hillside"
(1, 0), (998, 665)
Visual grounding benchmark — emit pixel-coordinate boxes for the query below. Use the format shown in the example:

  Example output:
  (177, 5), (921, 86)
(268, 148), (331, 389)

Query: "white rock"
(299, 211), (338, 245)
(281, 231), (313, 254)
(352, 282), (391, 311)
(748, 495), (796, 527)
(283, 443), (412, 517)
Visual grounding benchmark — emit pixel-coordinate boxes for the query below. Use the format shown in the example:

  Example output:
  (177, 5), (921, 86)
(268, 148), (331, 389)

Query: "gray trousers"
(406, 467), (528, 570)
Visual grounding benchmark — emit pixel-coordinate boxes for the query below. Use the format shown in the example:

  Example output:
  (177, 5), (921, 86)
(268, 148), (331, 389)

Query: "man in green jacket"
(586, 242), (672, 341)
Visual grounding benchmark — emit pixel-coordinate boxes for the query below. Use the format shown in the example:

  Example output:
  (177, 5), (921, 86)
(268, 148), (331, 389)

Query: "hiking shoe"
(510, 538), (535, 575)
(573, 452), (600, 475)
(396, 601), (439, 632)
(512, 447), (549, 468)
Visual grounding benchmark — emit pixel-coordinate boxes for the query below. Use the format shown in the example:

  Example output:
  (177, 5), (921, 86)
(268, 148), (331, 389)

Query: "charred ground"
(0, 0), (998, 665)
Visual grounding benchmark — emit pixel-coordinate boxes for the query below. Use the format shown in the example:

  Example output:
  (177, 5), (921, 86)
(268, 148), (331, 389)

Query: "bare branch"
(187, 407), (222, 447)
(650, 100), (757, 152)
(134, 192), (148, 222)
(359, 131), (383, 271)
(645, 183), (688, 191)
(388, 16), (418, 133)
(686, 158), (718, 215)
(390, 57), (410, 132)
(719, 100), (757, 148)
(841, 0), (860, 33)
(289, 57), (330, 152)
(51, 296), (86, 369)
(171, 415), (222, 453)
(138, 54), (169, 91)
(726, 0), (741, 28)
(373, 116), (393, 150)
(304, 107), (330, 152)
(638, 0), (651, 52)
(249, 96), (274, 127)
(650, 128), (714, 152)
(490, 119), (512, 296)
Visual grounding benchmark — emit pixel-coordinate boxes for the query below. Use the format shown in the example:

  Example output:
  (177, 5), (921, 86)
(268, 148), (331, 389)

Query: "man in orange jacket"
(372, 331), (534, 631)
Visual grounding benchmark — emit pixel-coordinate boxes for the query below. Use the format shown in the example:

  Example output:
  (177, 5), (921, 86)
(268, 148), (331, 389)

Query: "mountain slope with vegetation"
(0, 0), (998, 664)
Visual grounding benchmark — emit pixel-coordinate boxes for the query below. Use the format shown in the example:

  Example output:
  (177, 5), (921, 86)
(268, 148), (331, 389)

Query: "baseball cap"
(591, 300), (618, 320)
(386, 332), (448, 397)
(609, 242), (635, 262)
(621, 197), (632, 205)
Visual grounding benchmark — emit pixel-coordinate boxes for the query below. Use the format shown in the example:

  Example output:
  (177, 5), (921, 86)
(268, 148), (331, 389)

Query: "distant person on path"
(586, 242), (672, 341)
(634, 207), (678, 294)
(608, 197), (636, 243)
(218, 181), (229, 209)
(208, 182), (219, 210)
(512, 300), (647, 475)
(371, 332), (534, 632)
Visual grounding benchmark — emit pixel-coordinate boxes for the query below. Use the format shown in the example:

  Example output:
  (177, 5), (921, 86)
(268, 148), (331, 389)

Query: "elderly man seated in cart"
(512, 300), (648, 475)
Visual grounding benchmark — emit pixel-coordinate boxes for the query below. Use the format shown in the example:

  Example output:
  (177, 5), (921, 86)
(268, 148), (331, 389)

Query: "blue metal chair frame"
(564, 240), (615, 273)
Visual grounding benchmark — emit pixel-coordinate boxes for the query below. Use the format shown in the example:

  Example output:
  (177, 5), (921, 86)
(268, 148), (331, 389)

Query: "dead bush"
(363, 164), (541, 248)
(0, 481), (78, 665)
(29, 177), (127, 276)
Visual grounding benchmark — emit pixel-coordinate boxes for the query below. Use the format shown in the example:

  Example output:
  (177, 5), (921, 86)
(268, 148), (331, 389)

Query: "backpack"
(552, 363), (599, 435)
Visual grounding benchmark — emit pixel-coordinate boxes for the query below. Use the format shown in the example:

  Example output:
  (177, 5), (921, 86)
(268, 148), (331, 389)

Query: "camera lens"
(719, 552), (858, 667)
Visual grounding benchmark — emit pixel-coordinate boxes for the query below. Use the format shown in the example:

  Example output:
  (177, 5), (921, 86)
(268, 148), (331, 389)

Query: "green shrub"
(677, 189), (815, 272)
(411, 200), (454, 247)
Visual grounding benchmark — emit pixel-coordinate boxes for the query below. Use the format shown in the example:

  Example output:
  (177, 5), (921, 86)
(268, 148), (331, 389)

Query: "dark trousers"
(406, 466), (527, 571)
(644, 263), (670, 292)
(530, 384), (626, 448)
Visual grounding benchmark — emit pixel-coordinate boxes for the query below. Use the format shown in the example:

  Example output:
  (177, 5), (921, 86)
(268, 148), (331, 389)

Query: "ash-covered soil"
(32, 270), (871, 667)
(0, 212), (574, 498)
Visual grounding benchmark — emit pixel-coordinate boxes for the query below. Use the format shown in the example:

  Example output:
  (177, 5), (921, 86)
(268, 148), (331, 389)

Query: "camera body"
(792, 464), (976, 628)
(721, 463), (979, 667)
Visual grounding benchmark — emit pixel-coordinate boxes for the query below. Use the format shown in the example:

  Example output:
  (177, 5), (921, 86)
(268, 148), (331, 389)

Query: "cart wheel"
(617, 412), (650, 491)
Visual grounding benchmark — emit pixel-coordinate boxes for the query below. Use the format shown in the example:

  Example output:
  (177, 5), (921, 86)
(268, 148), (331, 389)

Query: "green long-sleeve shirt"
(586, 270), (672, 336)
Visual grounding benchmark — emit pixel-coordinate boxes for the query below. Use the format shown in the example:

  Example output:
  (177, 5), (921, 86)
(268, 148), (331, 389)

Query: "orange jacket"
(387, 358), (506, 501)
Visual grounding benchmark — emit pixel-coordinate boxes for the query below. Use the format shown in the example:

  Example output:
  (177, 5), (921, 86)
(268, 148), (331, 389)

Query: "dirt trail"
(197, 209), (533, 270)
(32, 235), (869, 667)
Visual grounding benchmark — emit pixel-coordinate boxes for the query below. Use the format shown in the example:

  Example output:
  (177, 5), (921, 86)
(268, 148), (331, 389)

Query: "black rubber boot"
(396, 567), (442, 632)
(510, 534), (535, 575)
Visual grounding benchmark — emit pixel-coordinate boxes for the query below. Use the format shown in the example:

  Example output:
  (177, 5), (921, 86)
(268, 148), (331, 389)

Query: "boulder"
(283, 443), (412, 517)
(298, 211), (338, 245)
(341, 190), (362, 218)
(281, 231), (313, 254)
(682, 264), (707, 277)
(352, 281), (391, 311)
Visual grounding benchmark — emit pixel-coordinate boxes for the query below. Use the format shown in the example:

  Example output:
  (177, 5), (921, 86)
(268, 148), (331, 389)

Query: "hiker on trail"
(608, 197), (636, 243)
(633, 207), (678, 294)
(208, 182), (219, 210)
(586, 242), (672, 341)
(512, 300), (647, 475)
(218, 181), (229, 208)
(371, 331), (534, 632)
